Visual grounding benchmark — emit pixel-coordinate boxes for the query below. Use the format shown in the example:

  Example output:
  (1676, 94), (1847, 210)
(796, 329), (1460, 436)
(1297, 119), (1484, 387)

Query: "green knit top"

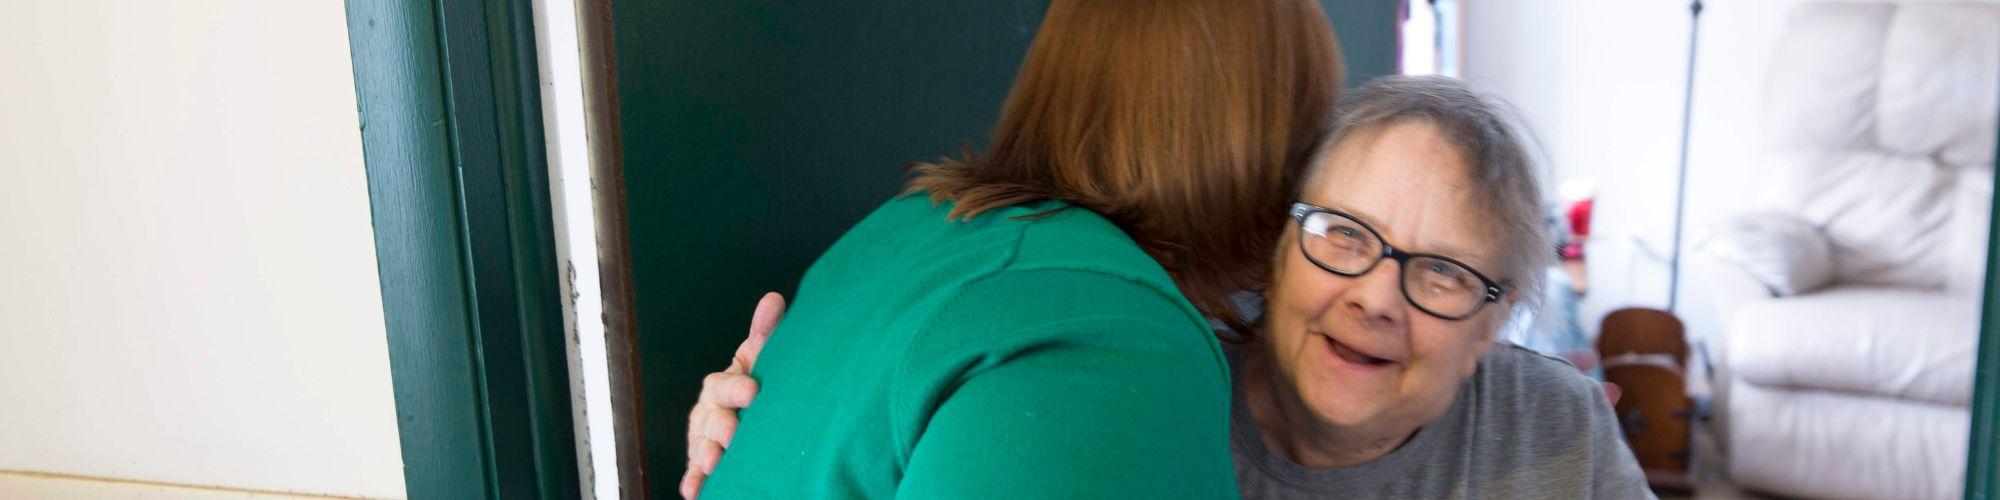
(700, 194), (1237, 498)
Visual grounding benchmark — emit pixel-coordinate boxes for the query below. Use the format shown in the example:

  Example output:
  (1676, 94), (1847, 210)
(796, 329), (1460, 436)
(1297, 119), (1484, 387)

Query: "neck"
(1240, 344), (1420, 469)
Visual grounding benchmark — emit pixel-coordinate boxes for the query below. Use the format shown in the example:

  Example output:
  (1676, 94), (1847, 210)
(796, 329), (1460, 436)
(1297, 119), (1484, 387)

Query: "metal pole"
(1668, 0), (1703, 314)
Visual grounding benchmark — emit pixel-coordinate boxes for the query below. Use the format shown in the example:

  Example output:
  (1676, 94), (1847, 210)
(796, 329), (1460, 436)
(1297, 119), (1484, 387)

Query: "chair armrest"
(1694, 212), (1836, 317)
(1693, 252), (1776, 330)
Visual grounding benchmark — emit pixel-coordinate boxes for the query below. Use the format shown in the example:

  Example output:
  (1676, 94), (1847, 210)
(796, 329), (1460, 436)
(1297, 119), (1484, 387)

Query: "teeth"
(1328, 338), (1385, 365)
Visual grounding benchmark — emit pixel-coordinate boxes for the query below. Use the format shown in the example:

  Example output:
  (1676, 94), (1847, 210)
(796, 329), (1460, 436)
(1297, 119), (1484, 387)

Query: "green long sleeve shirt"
(700, 194), (1238, 499)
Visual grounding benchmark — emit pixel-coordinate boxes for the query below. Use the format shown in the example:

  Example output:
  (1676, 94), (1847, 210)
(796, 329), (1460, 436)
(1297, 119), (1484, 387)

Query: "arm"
(681, 292), (785, 500)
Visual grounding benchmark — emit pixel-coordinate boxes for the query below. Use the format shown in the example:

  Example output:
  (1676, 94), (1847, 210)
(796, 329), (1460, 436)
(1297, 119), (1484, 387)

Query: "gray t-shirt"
(1229, 343), (1654, 499)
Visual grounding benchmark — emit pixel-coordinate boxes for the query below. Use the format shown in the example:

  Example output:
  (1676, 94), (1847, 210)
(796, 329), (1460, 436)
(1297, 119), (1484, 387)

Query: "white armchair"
(1697, 2), (1997, 498)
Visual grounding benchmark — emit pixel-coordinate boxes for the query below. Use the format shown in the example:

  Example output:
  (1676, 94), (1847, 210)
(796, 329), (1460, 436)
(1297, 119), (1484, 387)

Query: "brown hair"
(907, 0), (1344, 333)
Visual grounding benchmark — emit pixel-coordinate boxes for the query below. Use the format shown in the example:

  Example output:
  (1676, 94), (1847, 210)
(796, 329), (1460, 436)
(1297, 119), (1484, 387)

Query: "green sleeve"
(891, 269), (1238, 499)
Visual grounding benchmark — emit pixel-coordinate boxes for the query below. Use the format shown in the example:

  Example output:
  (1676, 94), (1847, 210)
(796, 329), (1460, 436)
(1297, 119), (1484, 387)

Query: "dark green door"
(610, 1), (1397, 494)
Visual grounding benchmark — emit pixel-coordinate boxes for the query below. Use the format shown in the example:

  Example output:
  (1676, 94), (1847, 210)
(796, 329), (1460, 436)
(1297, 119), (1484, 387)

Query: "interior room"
(1442, 0), (1997, 497)
(0, 0), (1993, 498)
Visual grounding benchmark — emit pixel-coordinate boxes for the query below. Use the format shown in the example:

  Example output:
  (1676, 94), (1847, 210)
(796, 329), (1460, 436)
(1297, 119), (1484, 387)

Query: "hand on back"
(681, 292), (785, 499)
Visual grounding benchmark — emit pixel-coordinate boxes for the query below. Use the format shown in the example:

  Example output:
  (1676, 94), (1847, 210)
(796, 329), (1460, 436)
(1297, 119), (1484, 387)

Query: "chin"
(1296, 375), (1391, 427)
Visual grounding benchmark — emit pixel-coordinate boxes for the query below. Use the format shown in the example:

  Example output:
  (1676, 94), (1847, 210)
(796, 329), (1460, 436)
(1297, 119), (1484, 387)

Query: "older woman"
(686, 77), (1650, 498)
(1231, 76), (1645, 497)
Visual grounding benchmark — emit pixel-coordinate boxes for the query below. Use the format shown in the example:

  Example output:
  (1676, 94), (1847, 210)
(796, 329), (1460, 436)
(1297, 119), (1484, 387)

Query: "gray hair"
(1300, 75), (1552, 326)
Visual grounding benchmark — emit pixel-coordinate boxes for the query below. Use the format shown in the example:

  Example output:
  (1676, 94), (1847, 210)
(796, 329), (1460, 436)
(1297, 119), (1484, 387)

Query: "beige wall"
(1461, 0), (1810, 346)
(0, 1), (404, 498)
(1460, 0), (1697, 339)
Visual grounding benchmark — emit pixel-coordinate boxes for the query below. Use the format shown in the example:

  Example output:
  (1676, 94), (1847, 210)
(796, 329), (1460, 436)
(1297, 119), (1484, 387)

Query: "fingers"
(734, 292), (788, 373)
(690, 435), (725, 474)
(679, 292), (788, 500)
(704, 372), (760, 409)
(708, 372), (760, 406)
(691, 371), (753, 450)
(680, 464), (707, 499)
(692, 372), (752, 450)
(1602, 382), (1622, 406)
(686, 398), (713, 470)
(701, 406), (740, 449)
(749, 292), (788, 340)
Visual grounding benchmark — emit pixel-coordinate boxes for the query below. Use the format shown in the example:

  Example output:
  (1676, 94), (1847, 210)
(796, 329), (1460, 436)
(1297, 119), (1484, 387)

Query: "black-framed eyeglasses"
(1290, 202), (1504, 321)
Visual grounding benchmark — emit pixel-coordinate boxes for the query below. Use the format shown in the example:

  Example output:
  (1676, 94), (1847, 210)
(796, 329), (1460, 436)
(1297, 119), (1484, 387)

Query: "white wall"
(0, 1), (404, 498)
(1462, 0), (1808, 352)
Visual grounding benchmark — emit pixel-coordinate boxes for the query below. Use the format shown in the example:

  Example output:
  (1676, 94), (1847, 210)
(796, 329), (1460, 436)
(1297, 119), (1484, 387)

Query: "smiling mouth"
(1326, 337), (1395, 367)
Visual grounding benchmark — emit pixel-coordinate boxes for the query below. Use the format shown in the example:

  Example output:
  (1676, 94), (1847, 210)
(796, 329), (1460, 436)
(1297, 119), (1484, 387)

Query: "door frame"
(344, 0), (581, 497)
(1967, 119), (2000, 499)
(569, 0), (649, 496)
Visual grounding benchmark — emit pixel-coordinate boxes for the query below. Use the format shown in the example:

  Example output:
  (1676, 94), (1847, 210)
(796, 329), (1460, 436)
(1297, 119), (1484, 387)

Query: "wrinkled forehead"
(1301, 122), (1504, 271)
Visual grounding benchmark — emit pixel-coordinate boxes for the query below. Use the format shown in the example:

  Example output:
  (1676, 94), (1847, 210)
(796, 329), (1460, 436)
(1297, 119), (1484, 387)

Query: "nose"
(1342, 258), (1407, 330)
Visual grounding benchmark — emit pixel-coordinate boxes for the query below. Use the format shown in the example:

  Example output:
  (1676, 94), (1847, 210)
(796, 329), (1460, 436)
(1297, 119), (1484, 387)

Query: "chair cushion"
(1774, 150), (1957, 289)
(1727, 379), (1967, 499)
(1764, 2), (1893, 153)
(1762, 2), (1998, 290)
(1877, 4), (2000, 167)
(1727, 286), (1977, 405)
(1767, 3), (2000, 164)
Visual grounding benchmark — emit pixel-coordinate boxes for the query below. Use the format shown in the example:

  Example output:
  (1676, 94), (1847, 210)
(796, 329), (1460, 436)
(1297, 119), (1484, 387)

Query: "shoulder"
(997, 203), (1204, 330)
(1473, 343), (1611, 427)
(1465, 344), (1648, 496)
(1481, 342), (1597, 394)
(1009, 205), (1180, 283)
(946, 198), (1203, 330)
(840, 195), (1213, 348)
(904, 199), (1218, 361)
(853, 195), (1173, 284)
(923, 267), (1207, 340)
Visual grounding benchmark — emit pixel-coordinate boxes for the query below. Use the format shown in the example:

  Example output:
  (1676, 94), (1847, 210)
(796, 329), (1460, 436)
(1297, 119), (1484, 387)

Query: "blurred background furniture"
(1698, 2), (1998, 498)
